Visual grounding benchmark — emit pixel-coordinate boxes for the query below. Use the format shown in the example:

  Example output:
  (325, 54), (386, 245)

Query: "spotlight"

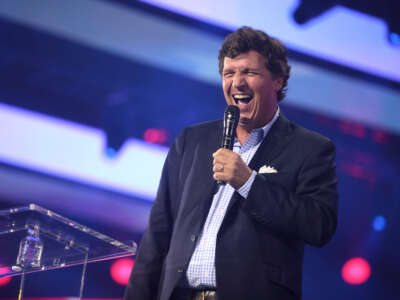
(110, 258), (134, 285)
(372, 215), (386, 231)
(143, 128), (169, 144)
(342, 257), (371, 285)
(0, 267), (12, 286)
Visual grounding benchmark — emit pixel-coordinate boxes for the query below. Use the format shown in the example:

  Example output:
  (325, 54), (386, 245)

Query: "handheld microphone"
(217, 105), (240, 185)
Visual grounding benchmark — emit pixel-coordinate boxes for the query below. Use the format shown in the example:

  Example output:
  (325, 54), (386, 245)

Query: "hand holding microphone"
(213, 105), (252, 189)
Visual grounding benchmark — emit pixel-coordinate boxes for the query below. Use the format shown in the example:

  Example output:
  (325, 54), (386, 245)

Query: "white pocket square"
(258, 165), (278, 174)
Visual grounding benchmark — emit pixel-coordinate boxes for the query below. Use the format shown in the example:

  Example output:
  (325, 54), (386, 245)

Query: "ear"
(273, 77), (283, 92)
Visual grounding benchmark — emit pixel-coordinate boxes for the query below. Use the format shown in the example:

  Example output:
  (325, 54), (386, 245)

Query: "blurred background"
(0, 0), (399, 299)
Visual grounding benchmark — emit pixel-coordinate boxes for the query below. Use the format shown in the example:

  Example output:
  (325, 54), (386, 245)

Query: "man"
(125, 26), (338, 300)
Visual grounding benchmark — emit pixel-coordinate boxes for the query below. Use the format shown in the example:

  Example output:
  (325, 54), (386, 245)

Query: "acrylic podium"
(0, 204), (137, 299)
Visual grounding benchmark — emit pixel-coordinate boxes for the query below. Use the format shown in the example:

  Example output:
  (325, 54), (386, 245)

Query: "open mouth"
(233, 94), (253, 104)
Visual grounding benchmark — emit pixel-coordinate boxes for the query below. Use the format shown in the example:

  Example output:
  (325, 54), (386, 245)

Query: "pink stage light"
(110, 258), (135, 285)
(0, 267), (12, 286)
(372, 130), (389, 144)
(339, 121), (367, 139)
(342, 257), (371, 285)
(143, 128), (168, 144)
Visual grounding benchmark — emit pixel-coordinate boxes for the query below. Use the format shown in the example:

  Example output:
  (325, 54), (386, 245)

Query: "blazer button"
(190, 234), (196, 242)
(178, 267), (184, 273)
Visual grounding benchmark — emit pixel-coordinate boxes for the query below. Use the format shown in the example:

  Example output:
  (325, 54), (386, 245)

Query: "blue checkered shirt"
(186, 108), (280, 288)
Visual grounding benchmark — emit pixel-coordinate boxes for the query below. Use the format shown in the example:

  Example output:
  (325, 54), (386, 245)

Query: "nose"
(232, 73), (247, 90)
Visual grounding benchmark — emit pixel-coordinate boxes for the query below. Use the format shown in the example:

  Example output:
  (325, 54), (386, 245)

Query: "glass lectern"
(0, 204), (137, 299)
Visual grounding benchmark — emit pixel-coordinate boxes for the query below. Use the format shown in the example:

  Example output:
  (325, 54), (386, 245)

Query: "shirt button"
(178, 267), (184, 273)
(190, 234), (196, 242)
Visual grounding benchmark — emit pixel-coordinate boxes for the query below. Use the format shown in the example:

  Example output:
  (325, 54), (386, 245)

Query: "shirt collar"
(234, 106), (280, 147)
(259, 105), (280, 140)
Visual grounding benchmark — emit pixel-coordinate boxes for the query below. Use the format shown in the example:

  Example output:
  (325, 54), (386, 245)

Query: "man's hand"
(212, 148), (252, 190)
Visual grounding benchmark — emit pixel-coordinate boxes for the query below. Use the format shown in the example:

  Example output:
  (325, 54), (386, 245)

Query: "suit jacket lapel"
(227, 113), (294, 210)
(249, 113), (293, 170)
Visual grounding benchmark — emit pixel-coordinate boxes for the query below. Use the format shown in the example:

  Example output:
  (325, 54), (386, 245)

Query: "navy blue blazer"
(125, 114), (338, 300)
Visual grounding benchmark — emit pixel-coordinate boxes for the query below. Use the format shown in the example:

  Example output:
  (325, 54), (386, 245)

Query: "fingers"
(212, 148), (233, 176)
(212, 148), (231, 158)
(212, 148), (235, 165)
(212, 148), (252, 189)
(212, 149), (235, 181)
(212, 152), (226, 181)
(213, 167), (226, 181)
(212, 163), (224, 173)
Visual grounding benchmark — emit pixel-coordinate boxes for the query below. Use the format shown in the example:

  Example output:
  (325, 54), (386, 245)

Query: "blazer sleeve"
(124, 129), (186, 300)
(241, 139), (338, 247)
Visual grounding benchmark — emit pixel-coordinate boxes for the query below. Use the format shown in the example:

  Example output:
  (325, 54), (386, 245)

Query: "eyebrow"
(222, 69), (234, 75)
(242, 68), (260, 72)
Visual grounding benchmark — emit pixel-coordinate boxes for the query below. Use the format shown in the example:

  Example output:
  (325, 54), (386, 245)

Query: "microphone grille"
(225, 105), (239, 117)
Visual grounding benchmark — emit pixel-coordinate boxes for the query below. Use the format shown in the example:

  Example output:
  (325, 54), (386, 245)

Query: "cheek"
(225, 96), (234, 106)
(248, 97), (258, 114)
(222, 79), (230, 91)
(222, 81), (233, 104)
(256, 83), (274, 101)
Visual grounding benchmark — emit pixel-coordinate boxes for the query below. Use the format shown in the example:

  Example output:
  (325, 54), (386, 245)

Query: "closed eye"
(223, 71), (234, 78)
(243, 70), (259, 75)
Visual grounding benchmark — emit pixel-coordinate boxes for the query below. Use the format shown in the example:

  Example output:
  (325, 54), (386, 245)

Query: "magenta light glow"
(0, 267), (12, 286)
(342, 257), (371, 285)
(110, 258), (135, 285)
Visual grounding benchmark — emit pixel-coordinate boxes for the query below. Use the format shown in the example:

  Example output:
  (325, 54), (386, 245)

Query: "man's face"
(222, 50), (282, 130)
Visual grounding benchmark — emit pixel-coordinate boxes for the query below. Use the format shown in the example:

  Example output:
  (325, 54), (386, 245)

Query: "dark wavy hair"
(218, 26), (291, 102)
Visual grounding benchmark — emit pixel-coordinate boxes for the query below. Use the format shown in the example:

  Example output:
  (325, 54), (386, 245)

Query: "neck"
(235, 106), (278, 144)
(236, 125), (251, 145)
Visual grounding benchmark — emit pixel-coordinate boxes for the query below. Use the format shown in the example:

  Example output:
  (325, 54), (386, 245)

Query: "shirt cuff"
(237, 170), (257, 198)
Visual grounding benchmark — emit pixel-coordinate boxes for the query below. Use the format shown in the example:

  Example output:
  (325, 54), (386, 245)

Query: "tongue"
(237, 99), (251, 110)
(236, 97), (252, 104)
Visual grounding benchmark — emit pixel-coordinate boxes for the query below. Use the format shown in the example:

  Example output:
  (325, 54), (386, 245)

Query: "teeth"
(233, 95), (251, 99)
(233, 94), (252, 104)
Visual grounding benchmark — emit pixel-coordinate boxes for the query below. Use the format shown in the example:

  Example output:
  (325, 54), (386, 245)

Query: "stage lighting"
(110, 258), (135, 285)
(372, 215), (386, 231)
(0, 267), (12, 286)
(143, 128), (169, 144)
(342, 257), (371, 285)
